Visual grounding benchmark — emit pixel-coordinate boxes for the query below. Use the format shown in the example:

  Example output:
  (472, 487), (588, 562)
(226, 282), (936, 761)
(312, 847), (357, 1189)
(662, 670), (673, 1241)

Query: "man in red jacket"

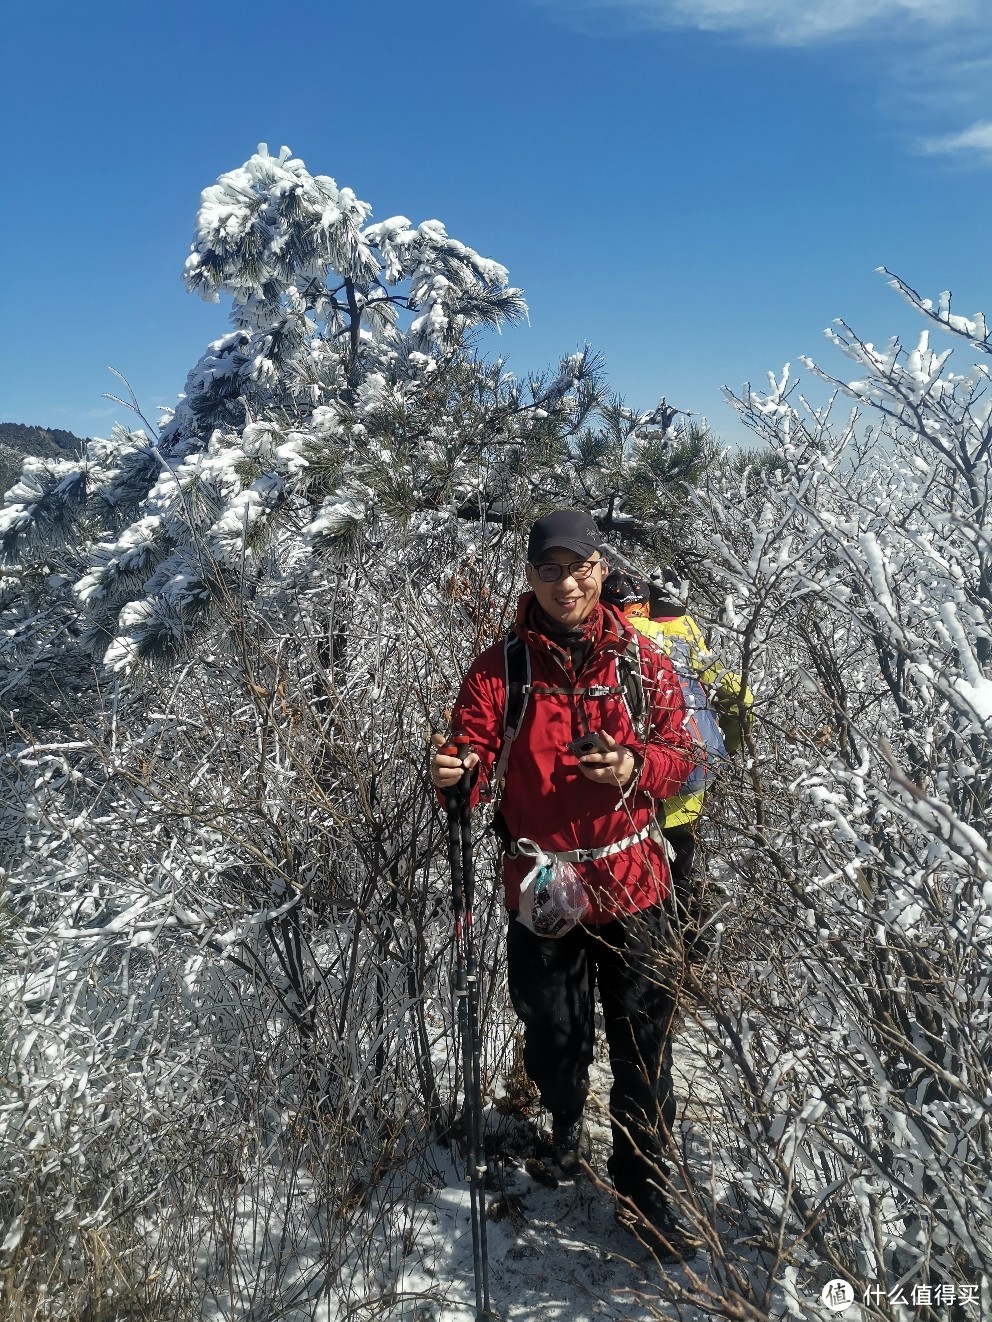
(430, 509), (699, 1260)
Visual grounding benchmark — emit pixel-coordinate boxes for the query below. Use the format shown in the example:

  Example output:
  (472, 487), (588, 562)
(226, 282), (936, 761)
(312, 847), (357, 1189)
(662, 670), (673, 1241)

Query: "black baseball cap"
(601, 570), (650, 608)
(527, 509), (602, 562)
(649, 567), (686, 614)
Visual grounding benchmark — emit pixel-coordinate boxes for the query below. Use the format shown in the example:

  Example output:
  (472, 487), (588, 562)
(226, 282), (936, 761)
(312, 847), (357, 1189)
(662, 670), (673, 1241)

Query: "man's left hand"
(575, 731), (640, 787)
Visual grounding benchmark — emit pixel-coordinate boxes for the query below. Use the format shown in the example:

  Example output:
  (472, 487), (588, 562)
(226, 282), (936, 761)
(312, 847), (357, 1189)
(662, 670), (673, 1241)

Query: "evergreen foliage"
(0, 423), (86, 504)
(0, 146), (635, 674)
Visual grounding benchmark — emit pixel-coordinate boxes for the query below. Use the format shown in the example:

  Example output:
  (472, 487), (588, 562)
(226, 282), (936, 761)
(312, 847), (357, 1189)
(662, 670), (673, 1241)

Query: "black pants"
(662, 824), (696, 930)
(506, 905), (677, 1199)
(663, 824), (709, 958)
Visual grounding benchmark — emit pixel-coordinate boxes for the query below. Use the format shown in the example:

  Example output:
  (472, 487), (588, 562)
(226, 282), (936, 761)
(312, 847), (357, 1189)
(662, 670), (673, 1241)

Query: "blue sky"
(2, 0), (990, 448)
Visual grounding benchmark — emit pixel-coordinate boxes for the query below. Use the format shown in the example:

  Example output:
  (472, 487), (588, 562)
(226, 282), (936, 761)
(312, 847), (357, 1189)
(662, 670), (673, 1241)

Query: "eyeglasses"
(533, 558), (602, 583)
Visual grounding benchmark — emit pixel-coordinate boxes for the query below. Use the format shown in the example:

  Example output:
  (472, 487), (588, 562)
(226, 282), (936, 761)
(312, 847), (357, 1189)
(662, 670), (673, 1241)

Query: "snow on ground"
(197, 1004), (743, 1321)
(383, 1013), (729, 1322)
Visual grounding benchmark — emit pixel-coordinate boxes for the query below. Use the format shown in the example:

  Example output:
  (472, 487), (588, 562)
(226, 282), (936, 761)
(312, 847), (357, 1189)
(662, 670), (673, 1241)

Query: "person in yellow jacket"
(602, 569), (753, 957)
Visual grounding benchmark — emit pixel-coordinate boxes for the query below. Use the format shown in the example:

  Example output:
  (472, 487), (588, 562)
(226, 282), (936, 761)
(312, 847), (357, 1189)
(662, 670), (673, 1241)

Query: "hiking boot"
(551, 1115), (589, 1178)
(614, 1188), (702, 1263)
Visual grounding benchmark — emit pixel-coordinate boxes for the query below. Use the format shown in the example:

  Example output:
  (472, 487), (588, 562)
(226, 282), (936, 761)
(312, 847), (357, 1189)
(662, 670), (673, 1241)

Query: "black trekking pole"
(442, 733), (499, 1322)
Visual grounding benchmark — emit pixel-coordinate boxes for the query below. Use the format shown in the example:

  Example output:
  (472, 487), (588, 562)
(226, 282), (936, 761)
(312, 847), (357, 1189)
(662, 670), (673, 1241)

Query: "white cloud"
(919, 120), (992, 161)
(539, 0), (979, 46)
(535, 0), (992, 166)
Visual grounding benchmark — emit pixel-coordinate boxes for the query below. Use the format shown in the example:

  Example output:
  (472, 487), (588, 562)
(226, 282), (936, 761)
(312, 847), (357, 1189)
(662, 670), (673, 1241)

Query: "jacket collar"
(513, 592), (636, 663)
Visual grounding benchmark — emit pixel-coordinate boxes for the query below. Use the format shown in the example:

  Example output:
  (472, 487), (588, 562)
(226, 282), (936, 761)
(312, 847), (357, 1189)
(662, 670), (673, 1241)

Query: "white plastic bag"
(515, 838), (590, 938)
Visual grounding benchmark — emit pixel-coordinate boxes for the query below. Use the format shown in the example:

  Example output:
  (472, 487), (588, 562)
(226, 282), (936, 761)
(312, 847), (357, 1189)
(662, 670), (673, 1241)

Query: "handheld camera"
(566, 731), (610, 757)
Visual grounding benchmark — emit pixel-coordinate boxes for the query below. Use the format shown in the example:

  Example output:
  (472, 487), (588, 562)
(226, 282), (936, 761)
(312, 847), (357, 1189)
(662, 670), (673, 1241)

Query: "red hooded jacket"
(448, 595), (693, 924)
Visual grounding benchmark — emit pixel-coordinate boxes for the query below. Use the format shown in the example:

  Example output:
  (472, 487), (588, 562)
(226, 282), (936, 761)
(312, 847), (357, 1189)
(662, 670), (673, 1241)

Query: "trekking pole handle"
(440, 732), (474, 796)
(439, 732), (473, 764)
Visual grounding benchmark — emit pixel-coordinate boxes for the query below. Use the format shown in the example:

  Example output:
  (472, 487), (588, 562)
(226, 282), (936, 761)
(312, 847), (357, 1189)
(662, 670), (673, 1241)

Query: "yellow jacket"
(626, 608), (752, 829)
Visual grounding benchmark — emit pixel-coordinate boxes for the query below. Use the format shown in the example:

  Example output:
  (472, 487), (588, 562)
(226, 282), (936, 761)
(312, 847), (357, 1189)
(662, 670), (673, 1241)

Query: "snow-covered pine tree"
(0, 144), (614, 674)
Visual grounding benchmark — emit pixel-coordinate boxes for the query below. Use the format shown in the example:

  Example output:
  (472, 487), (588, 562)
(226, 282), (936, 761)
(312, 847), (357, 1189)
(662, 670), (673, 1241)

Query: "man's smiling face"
(525, 547), (608, 628)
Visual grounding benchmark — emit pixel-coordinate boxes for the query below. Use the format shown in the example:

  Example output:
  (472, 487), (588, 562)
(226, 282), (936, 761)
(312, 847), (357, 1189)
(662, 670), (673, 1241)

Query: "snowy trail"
(385, 1014), (726, 1322)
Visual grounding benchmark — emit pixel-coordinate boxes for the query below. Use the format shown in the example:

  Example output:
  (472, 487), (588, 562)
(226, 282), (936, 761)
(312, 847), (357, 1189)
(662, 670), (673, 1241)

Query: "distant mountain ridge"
(0, 421), (90, 495)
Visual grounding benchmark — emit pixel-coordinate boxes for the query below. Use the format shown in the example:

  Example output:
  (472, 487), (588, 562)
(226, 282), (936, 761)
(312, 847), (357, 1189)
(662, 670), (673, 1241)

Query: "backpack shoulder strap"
(617, 634), (647, 743)
(490, 632), (530, 799)
(491, 631), (646, 796)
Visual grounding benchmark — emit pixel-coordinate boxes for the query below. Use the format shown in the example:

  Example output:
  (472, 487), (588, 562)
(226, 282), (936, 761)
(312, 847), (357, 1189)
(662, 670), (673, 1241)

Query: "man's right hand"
(430, 732), (480, 790)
